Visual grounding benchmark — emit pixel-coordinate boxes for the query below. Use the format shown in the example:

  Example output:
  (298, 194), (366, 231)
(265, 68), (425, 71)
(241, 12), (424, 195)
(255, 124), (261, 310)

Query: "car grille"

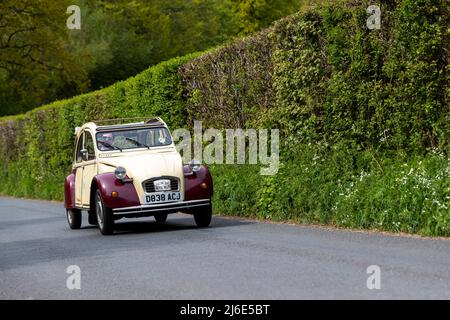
(143, 177), (179, 193)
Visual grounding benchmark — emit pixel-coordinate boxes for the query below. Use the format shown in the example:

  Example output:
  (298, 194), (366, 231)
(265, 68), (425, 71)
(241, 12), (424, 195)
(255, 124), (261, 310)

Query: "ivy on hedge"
(181, 0), (448, 153)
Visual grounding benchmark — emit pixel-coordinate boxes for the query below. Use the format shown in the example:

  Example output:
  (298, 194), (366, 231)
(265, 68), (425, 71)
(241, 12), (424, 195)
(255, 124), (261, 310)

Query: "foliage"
(181, 0), (449, 235)
(229, 0), (309, 34)
(212, 146), (450, 236)
(332, 152), (450, 236)
(183, 0), (448, 153)
(69, 0), (240, 90)
(1, 0), (303, 116)
(0, 0), (89, 116)
(181, 30), (274, 128)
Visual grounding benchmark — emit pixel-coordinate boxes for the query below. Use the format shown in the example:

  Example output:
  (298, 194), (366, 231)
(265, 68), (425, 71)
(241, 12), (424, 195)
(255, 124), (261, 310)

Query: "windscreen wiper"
(98, 140), (122, 152)
(125, 137), (151, 149)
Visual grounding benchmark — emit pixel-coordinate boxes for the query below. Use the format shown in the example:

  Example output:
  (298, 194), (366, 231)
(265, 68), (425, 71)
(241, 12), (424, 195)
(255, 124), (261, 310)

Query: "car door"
(81, 130), (97, 206)
(74, 132), (84, 207)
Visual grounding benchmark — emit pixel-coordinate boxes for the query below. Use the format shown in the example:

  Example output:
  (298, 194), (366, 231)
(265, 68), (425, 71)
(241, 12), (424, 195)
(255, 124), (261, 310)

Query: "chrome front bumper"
(112, 199), (211, 218)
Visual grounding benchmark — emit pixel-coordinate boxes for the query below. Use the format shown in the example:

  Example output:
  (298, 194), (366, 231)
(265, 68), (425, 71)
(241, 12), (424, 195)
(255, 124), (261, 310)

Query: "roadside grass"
(211, 148), (450, 236)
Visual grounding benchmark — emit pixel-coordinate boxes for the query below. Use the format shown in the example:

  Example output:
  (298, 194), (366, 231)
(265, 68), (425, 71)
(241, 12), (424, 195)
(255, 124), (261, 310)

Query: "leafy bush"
(181, 31), (274, 128)
(212, 147), (450, 236)
(332, 152), (450, 235)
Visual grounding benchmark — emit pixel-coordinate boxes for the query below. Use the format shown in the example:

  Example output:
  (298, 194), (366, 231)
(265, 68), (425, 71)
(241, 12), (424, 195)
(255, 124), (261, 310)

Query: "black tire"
(194, 205), (212, 228)
(154, 213), (168, 223)
(67, 208), (82, 229)
(88, 212), (98, 226)
(95, 190), (115, 235)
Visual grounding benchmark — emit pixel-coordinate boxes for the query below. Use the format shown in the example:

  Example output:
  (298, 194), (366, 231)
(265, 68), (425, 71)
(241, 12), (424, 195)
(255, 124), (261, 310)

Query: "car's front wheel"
(194, 205), (212, 228)
(95, 190), (115, 235)
(67, 208), (82, 229)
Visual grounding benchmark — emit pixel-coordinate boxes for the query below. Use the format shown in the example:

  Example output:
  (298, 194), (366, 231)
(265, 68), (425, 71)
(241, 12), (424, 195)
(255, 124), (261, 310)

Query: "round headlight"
(189, 159), (202, 172)
(114, 166), (127, 180)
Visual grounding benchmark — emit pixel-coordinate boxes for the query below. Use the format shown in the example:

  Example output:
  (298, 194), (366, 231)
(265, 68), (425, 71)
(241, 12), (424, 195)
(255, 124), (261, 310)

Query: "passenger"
(97, 133), (114, 151)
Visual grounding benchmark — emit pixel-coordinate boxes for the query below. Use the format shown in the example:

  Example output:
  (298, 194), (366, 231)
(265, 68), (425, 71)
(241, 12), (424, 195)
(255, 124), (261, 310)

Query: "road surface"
(1, 197), (450, 299)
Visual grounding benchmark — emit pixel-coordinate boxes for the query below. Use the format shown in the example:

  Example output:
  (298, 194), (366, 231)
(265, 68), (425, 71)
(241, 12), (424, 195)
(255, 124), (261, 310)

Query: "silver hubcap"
(67, 210), (73, 224)
(96, 194), (104, 229)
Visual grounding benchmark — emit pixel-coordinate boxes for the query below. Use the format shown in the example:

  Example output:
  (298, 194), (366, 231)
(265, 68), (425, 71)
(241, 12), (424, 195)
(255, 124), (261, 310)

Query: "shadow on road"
(0, 215), (254, 271)
(110, 215), (253, 235)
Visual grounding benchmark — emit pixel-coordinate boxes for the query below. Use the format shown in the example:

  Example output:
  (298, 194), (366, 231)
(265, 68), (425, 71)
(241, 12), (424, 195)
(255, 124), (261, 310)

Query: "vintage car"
(64, 118), (213, 235)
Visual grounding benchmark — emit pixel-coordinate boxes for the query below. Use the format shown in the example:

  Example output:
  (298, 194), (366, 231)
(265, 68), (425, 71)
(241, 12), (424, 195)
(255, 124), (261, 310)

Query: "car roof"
(75, 117), (168, 137)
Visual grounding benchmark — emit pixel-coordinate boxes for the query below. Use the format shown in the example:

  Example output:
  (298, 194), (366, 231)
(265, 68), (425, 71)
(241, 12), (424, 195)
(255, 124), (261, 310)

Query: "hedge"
(181, 0), (449, 235)
(0, 0), (449, 235)
(181, 0), (449, 153)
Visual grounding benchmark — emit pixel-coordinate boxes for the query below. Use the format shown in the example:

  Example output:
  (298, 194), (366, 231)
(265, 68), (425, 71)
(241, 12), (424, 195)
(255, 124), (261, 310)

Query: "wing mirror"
(80, 149), (89, 161)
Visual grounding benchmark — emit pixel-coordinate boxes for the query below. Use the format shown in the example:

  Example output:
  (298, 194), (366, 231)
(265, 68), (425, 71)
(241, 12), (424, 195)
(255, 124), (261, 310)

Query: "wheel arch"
(89, 178), (100, 213)
(64, 171), (76, 209)
(184, 165), (213, 201)
(91, 173), (140, 209)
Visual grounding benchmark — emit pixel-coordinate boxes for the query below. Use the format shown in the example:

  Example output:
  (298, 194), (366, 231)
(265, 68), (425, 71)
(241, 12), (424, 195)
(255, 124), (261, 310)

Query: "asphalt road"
(1, 197), (450, 300)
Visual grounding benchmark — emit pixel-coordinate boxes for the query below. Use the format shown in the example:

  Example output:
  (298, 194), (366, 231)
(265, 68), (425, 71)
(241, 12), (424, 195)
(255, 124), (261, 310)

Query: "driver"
(97, 133), (114, 151)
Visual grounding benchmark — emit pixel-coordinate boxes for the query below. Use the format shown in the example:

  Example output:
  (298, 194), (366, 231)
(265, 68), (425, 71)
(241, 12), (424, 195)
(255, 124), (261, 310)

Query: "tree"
(0, 0), (89, 116)
(0, 0), (307, 116)
(69, 0), (240, 89)
(229, 0), (306, 34)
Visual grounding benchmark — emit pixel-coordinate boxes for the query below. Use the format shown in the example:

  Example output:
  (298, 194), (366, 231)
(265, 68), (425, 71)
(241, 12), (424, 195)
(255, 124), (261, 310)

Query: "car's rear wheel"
(154, 213), (168, 223)
(67, 208), (82, 229)
(194, 205), (212, 228)
(95, 190), (114, 235)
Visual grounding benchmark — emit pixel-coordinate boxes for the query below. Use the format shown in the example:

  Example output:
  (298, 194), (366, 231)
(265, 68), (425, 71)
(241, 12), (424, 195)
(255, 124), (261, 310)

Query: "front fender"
(184, 165), (213, 201)
(64, 171), (76, 209)
(94, 173), (140, 209)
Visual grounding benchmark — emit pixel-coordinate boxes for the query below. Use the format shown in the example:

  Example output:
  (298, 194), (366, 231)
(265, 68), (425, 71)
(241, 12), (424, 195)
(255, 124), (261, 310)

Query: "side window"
(75, 133), (84, 163)
(84, 131), (96, 161)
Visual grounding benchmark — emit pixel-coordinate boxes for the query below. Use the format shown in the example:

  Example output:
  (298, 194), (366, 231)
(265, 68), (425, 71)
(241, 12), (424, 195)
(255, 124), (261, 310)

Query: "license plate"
(144, 192), (182, 204)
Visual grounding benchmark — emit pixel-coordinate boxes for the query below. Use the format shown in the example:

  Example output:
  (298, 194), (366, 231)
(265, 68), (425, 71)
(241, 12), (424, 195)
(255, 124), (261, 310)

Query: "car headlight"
(189, 159), (202, 172)
(114, 166), (127, 180)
